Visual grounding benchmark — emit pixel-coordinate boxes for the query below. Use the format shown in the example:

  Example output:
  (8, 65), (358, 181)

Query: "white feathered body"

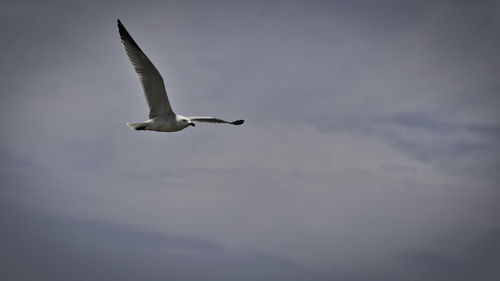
(127, 115), (191, 132)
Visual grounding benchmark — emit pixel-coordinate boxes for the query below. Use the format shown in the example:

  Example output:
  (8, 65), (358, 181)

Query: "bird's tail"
(127, 122), (148, 130)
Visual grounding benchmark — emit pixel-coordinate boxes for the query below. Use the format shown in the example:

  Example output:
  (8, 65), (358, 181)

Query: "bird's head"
(180, 117), (195, 127)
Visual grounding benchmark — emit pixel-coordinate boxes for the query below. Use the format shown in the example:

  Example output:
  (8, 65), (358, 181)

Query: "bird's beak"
(189, 122), (195, 127)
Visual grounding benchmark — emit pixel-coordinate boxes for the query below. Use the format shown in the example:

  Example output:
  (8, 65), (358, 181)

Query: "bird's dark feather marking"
(117, 19), (147, 58)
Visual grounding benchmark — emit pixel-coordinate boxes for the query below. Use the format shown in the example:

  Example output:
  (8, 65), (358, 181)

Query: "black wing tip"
(117, 19), (127, 37)
(116, 19), (143, 52)
(231, 120), (244, 125)
(117, 19), (124, 30)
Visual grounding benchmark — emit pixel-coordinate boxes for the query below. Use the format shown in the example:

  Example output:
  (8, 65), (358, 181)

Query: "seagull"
(117, 19), (244, 132)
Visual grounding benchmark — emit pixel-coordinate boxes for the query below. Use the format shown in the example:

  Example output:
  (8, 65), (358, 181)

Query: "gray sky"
(1, 0), (500, 280)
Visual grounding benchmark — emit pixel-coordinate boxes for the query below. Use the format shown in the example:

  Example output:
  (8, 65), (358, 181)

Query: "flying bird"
(117, 19), (244, 132)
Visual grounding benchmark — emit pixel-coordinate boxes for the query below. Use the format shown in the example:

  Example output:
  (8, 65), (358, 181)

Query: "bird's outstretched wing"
(117, 19), (173, 118)
(189, 116), (244, 125)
